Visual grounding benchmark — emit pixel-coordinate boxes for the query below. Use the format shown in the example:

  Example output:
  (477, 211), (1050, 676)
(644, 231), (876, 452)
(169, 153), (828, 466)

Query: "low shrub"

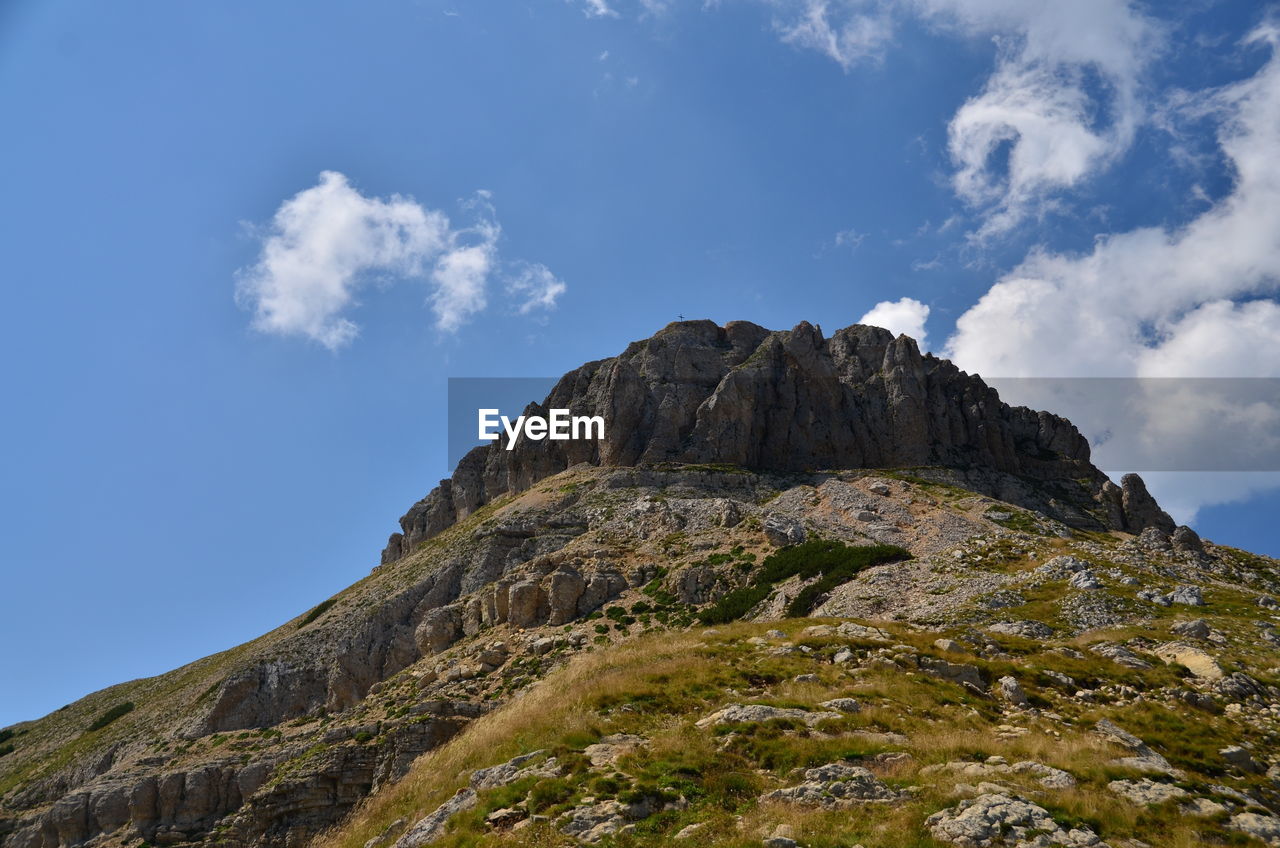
(297, 598), (338, 628)
(697, 540), (912, 623)
(88, 702), (135, 731)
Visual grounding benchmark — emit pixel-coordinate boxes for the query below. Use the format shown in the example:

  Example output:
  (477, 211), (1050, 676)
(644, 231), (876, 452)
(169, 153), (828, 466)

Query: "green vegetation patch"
(297, 598), (338, 628)
(698, 540), (912, 624)
(87, 702), (135, 732)
(984, 506), (1049, 536)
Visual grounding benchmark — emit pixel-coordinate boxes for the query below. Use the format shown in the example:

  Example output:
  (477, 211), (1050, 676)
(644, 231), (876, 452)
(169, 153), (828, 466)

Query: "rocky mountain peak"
(383, 319), (1170, 564)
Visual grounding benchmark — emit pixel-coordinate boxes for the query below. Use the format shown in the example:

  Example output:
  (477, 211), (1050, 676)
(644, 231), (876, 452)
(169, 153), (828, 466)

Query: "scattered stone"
(1090, 643), (1152, 670)
(364, 819), (407, 848)
(1182, 797), (1231, 817)
(922, 761), (1076, 790)
(583, 734), (646, 768)
(696, 704), (841, 729)
(1095, 719), (1177, 776)
(764, 513), (807, 547)
(994, 676), (1029, 707)
(1037, 556), (1092, 578)
(820, 698), (862, 713)
(762, 762), (901, 806)
(1230, 812), (1280, 846)
(674, 823), (706, 839)
(1107, 779), (1189, 805)
(988, 620), (1054, 640)
(835, 622), (893, 641)
(1170, 619), (1211, 640)
(1221, 745), (1265, 774)
(1042, 670), (1076, 689)
(867, 481), (892, 496)
(1168, 585), (1205, 606)
(935, 638), (964, 653)
(558, 800), (631, 843)
(470, 751), (561, 791)
(485, 808), (526, 829)
(1068, 571), (1103, 591)
(1171, 525), (1205, 555)
(1137, 589), (1172, 607)
(1173, 688), (1220, 713)
(919, 657), (985, 691)
(1153, 642), (1223, 680)
(394, 789), (478, 848)
(926, 794), (1107, 846)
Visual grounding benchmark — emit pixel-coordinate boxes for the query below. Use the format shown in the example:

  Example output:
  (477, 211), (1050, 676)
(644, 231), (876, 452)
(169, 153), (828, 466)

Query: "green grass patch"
(87, 702), (135, 732)
(297, 598), (338, 628)
(697, 540), (911, 624)
(984, 506), (1049, 535)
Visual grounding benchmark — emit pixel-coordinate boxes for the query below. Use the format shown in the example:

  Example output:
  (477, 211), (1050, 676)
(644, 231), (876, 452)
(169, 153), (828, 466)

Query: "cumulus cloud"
(946, 25), (1280, 379)
(767, 0), (1160, 235)
(236, 172), (564, 348)
(946, 23), (1280, 520)
(926, 0), (1160, 234)
(858, 296), (931, 350)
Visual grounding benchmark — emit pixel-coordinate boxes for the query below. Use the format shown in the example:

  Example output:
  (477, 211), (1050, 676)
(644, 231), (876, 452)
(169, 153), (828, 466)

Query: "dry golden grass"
(314, 628), (731, 848)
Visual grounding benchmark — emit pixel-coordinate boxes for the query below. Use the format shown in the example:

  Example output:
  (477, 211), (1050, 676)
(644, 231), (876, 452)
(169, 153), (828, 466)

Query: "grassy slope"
(318, 619), (1271, 848)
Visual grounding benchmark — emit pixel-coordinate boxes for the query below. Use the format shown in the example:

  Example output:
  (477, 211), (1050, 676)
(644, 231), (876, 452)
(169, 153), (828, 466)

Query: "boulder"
(545, 569), (585, 626)
(762, 762), (901, 806)
(926, 793), (1107, 846)
(695, 704), (841, 729)
(994, 676), (1029, 707)
(506, 581), (542, 628)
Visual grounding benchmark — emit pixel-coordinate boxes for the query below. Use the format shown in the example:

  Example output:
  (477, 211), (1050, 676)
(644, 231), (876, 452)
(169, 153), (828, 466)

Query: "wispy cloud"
(235, 172), (564, 348)
(833, 227), (866, 251)
(506, 262), (568, 315)
(580, 0), (618, 19)
(776, 0), (895, 69)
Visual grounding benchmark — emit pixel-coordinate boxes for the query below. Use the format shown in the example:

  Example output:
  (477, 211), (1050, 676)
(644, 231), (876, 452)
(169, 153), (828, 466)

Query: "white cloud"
(918, 0), (1160, 236)
(581, 0), (618, 18)
(946, 25), (1280, 379)
(834, 227), (866, 251)
(506, 263), (568, 314)
(859, 296), (931, 350)
(776, 0), (895, 69)
(945, 24), (1280, 520)
(767, 0), (1161, 235)
(236, 172), (563, 347)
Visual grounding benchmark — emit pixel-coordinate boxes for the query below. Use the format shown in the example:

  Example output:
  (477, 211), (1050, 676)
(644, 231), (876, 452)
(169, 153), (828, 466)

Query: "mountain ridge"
(382, 320), (1172, 566)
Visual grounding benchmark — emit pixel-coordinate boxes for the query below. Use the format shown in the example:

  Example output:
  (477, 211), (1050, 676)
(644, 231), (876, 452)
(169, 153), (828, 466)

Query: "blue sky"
(3, 0), (1280, 727)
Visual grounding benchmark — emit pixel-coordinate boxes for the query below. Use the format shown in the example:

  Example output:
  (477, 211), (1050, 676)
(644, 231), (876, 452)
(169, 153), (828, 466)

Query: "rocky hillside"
(2, 321), (1279, 848)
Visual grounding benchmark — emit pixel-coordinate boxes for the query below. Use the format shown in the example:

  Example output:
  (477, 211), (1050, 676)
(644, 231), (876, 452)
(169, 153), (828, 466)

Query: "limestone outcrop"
(382, 321), (1174, 564)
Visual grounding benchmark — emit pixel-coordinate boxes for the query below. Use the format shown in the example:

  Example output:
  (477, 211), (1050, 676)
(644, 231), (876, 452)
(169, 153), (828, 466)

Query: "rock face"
(382, 321), (1172, 563)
